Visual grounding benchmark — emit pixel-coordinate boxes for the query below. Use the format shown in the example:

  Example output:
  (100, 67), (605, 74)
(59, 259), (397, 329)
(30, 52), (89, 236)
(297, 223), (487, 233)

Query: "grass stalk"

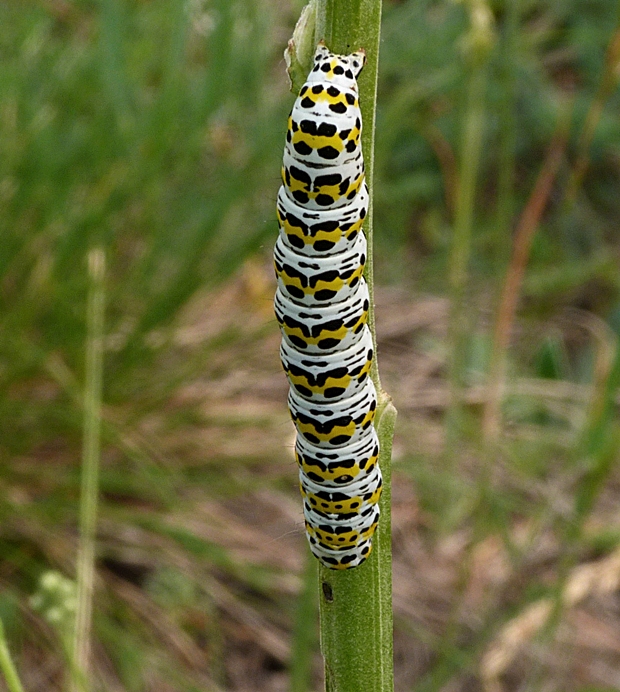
(482, 113), (570, 441)
(492, 0), (519, 273)
(517, 317), (620, 692)
(289, 554), (318, 692)
(0, 618), (25, 692)
(562, 22), (620, 209)
(71, 247), (107, 692)
(446, 0), (494, 443)
(312, 2), (395, 690)
(479, 91), (575, 664)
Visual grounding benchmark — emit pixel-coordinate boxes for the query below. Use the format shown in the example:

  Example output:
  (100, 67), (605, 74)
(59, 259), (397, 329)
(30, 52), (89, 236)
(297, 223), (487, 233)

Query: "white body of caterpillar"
(274, 42), (381, 570)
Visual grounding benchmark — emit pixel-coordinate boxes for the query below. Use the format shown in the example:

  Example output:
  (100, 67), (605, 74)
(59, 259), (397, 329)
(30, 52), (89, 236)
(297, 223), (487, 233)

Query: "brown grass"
(9, 257), (620, 691)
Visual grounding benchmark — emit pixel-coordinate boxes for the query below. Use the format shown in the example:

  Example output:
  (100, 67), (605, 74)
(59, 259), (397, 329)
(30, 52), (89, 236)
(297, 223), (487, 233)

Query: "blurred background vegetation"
(1, 0), (620, 690)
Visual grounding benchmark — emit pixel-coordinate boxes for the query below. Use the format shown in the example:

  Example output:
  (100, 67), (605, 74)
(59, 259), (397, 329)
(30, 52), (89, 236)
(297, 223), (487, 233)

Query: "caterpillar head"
(306, 41), (366, 91)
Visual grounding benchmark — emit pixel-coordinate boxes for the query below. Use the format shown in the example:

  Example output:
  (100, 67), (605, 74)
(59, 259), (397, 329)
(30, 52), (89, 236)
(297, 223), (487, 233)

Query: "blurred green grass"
(0, 0), (286, 417)
(1, 0), (620, 690)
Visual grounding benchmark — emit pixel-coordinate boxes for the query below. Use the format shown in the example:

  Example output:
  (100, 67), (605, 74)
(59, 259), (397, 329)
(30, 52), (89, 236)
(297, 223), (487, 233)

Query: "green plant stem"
(319, 400), (396, 692)
(71, 247), (106, 692)
(0, 618), (25, 692)
(562, 22), (620, 209)
(446, 10), (492, 444)
(313, 2), (395, 691)
(493, 0), (519, 273)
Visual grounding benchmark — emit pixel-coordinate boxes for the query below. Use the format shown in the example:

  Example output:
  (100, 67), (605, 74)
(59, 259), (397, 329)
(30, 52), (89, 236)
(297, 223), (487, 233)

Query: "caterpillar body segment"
(280, 325), (373, 402)
(288, 380), (378, 449)
(300, 464), (383, 518)
(275, 42), (381, 570)
(281, 149), (365, 210)
(273, 231), (366, 307)
(304, 502), (380, 550)
(286, 115), (362, 168)
(306, 44), (365, 85)
(287, 44), (365, 168)
(287, 88), (362, 132)
(274, 279), (369, 354)
(295, 426), (380, 487)
(276, 182), (368, 256)
(309, 536), (373, 570)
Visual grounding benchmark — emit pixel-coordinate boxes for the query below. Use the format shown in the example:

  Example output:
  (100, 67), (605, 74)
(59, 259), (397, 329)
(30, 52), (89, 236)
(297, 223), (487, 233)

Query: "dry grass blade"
(480, 546), (620, 690)
(106, 574), (217, 676)
(483, 110), (571, 441)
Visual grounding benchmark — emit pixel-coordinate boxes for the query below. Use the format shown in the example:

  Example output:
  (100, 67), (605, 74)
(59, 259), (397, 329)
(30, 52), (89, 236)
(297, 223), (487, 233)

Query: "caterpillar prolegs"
(274, 42), (382, 570)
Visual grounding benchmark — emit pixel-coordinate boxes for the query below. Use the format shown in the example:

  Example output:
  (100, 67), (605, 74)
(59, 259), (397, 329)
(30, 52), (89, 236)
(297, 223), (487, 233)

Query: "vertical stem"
(493, 0), (519, 273)
(483, 116), (569, 441)
(446, 46), (489, 443)
(71, 247), (106, 692)
(563, 20), (620, 209)
(0, 618), (25, 692)
(314, 2), (396, 691)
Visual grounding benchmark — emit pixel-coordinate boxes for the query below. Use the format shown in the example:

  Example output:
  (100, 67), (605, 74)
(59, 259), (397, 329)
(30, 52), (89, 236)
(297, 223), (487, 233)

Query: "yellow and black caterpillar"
(274, 42), (382, 569)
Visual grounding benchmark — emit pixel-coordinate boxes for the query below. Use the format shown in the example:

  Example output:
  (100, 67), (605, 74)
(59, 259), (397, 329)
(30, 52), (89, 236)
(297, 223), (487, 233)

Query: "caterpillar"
(274, 42), (382, 570)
